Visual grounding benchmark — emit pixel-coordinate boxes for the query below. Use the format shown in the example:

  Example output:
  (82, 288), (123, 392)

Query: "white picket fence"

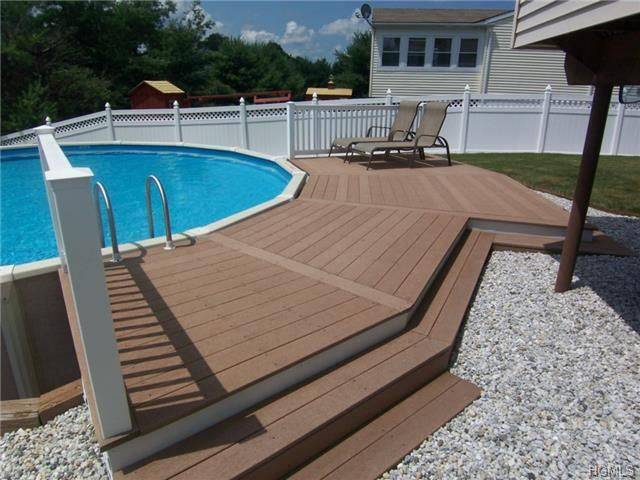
(2, 87), (639, 156)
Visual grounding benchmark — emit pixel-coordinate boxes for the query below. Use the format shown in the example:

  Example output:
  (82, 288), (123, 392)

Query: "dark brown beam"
(555, 84), (613, 292)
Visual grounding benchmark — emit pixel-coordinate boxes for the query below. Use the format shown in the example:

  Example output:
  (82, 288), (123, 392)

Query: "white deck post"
(459, 85), (471, 154)
(173, 100), (182, 142)
(385, 88), (392, 106)
(311, 92), (318, 151)
(105, 103), (116, 141)
(610, 101), (625, 155)
(537, 85), (552, 153)
(239, 97), (249, 149)
(35, 127), (132, 438)
(286, 101), (295, 160)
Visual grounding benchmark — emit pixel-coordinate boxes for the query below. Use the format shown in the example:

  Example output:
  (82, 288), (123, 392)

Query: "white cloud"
(281, 21), (315, 45)
(240, 28), (280, 43)
(241, 20), (315, 46)
(319, 10), (367, 38)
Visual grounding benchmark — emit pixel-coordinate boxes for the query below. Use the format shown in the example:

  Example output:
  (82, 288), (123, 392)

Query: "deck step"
(289, 373), (480, 480)
(115, 230), (492, 480)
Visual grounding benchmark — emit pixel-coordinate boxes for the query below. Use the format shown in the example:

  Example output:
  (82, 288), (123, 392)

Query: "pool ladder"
(94, 175), (174, 264)
(146, 175), (175, 250)
(94, 182), (122, 263)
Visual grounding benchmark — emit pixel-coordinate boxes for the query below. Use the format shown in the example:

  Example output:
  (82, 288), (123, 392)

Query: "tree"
(332, 31), (371, 97)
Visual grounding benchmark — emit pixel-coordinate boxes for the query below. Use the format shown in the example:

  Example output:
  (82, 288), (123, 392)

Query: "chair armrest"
(366, 125), (390, 137)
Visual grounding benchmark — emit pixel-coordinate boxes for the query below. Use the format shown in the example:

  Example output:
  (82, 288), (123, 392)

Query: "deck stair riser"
(115, 231), (494, 480)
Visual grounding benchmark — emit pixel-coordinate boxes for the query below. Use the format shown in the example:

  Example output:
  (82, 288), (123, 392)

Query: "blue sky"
(191, 1), (515, 60)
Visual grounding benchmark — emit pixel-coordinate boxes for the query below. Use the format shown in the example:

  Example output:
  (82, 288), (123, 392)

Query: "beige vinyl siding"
(485, 18), (590, 95)
(370, 28), (482, 97)
(513, 0), (640, 49)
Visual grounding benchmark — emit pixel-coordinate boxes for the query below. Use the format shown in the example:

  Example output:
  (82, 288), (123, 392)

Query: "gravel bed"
(383, 194), (640, 479)
(2, 194), (638, 480)
(0, 404), (107, 480)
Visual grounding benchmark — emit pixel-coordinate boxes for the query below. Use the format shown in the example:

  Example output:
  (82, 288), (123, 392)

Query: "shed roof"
(306, 87), (353, 97)
(372, 8), (511, 25)
(129, 80), (185, 95)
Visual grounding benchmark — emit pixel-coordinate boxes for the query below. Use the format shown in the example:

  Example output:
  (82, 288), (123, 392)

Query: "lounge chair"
(351, 101), (451, 170)
(328, 100), (421, 162)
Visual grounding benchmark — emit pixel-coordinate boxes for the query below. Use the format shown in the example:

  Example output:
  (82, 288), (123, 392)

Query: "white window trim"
(377, 30), (484, 72)
(380, 36), (402, 67)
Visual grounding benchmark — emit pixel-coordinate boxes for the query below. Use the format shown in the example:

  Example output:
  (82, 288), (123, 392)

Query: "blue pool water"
(0, 145), (290, 265)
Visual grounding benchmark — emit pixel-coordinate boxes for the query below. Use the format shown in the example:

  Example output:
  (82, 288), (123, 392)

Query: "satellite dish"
(360, 3), (372, 19)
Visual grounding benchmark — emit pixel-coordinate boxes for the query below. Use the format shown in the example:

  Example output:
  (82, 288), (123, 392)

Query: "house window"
(407, 37), (426, 67)
(432, 38), (452, 67)
(381, 37), (401, 66)
(458, 38), (479, 68)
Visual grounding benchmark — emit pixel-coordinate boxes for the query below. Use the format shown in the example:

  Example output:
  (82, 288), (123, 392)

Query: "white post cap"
(464, 84), (470, 92)
(105, 102), (111, 109)
(45, 116), (52, 125)
(173, 100), (180, 108)
(312, 92), (318, 100)
(239, 97), (245, 105)
(34, 125), (55, 136)
(545, 84), (552, 92)
(386, 88), (392, 95)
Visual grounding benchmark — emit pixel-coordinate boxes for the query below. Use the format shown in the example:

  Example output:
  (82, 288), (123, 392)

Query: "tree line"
(1, 1), (371, 134)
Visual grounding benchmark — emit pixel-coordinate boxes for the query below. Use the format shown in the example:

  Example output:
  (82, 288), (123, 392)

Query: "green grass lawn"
(453, 153), (640, 216)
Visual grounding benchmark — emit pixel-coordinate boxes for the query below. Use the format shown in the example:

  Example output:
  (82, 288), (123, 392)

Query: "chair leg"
(366, 152), (374, 170)
(418, 147), (425, 161)
(328, 145), (334, 157)
(439, 137), (452, 166)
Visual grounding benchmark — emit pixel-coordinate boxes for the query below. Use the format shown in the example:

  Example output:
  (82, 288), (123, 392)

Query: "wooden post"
(610, 100), (625, 155)
(35, 127), (132, 437)
(105, 103), (116, 141)
(173, 100), (182, 142)
(239, 97), (248, 149)
(537, 85), (552, 153)
(286, 101), (295, 160)
(555, 84), (613, 292)
(311, 92), (318, 151)
(459, 85), (471, 153)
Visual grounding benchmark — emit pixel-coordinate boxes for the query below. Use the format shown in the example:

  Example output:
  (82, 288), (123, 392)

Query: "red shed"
(128, 80), (187, 109)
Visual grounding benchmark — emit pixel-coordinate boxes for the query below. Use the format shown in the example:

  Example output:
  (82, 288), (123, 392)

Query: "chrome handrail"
(145, 175), (175, 250)
(93, 182), (122, 263)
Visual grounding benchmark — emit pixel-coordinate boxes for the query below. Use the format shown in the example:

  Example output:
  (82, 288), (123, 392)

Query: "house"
(306, 76), (353, 100)
(368, 7), (592, 96)
(128, 80), (187, 109)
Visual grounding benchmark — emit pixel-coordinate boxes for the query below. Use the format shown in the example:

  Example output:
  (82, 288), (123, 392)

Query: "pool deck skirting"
(58, 153), (630, 477)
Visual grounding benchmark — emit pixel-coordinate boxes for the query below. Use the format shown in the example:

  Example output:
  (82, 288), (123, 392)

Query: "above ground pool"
(0, 144), (291, 266)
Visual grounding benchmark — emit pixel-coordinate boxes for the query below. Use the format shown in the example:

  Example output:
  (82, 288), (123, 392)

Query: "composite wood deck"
(62, 154), (628, 477)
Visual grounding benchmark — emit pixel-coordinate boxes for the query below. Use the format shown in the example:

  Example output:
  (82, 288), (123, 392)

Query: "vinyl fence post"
(537, 85), (552, 153)
(311, 92), (318, 151)
(239, 97), (249, 149)
(105, 103), (116, 141)
(173, 100), (182, 143)
(385, 88), (392, 106)
(286, 101), (295, 160)
(459, 85), (471, 154)
(610, 100), (625, 155)
(35, 127), (132, 438)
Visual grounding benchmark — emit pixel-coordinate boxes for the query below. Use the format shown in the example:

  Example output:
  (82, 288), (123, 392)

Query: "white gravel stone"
(383, 193), (639, 479)
(0, 403), (107, 480)
(2, 194), (638, 480)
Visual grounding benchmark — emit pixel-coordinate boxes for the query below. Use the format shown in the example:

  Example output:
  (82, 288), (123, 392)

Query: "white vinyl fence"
(3, 87), (639, 156)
